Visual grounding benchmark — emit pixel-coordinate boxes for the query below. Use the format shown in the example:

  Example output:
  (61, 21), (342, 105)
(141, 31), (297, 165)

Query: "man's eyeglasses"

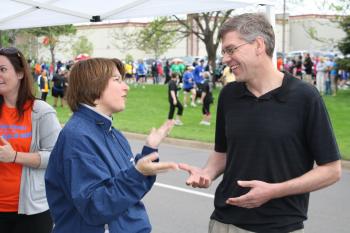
(221, 42), (250, 56)
(0, 47), (21, 58)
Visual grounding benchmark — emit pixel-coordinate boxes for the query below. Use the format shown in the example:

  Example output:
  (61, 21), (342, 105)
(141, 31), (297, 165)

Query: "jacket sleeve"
(63, 143), (154, 225)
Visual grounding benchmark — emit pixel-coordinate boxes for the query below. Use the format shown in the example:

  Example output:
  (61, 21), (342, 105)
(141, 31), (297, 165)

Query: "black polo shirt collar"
(231, 73), (292, 102)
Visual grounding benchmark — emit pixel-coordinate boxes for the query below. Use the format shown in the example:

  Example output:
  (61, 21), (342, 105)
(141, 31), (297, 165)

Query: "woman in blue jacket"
(45, 58), (178, 233)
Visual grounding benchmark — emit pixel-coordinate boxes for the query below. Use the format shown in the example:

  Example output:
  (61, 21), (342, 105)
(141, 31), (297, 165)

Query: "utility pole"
(282, 0), (286, 63)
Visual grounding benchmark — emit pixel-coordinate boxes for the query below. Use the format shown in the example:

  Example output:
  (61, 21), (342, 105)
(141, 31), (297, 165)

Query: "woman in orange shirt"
(0, 47), (61, 233)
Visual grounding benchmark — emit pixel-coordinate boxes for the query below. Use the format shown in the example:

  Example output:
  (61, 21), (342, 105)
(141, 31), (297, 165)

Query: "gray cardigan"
(18, 100), (61, 214)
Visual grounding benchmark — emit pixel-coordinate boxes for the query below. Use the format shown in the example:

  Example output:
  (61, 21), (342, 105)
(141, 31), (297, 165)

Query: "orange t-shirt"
(34, 64), (41, 75)
(0, 101), (33, 212)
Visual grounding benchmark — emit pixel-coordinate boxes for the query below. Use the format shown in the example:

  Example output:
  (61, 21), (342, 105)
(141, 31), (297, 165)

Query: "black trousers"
(0, 210), (53, 233)
(41, 92), (48, 101)
(168, 100), (183, 119)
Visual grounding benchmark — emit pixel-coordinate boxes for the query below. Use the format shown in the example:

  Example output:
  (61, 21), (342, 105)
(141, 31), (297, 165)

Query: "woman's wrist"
(13, 151), (18, 163)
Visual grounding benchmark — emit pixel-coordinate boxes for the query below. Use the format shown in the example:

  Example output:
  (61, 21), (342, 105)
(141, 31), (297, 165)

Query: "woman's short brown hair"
(67, 58), (125, 112)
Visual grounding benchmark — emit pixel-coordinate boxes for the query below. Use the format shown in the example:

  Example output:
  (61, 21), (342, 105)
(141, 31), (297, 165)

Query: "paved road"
(128, 138), (350, 233)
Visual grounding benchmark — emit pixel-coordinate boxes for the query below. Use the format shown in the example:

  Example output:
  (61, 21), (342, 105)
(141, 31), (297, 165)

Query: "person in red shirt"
(0, 47), (61, 233)
(277, 56), (283, 71)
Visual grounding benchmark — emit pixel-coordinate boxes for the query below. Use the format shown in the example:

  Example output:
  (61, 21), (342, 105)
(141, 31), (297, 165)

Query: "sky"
(272, 0), (348, 16)
(231, 0), (348, 16)
(78, 0), (349, 26)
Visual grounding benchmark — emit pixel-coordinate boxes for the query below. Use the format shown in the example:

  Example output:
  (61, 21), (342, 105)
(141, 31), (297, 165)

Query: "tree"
(338, 16), (350, 55)
(0, 29), (26, 49)
(0, 29), (39, 60)
(137, 17), (178, 59)
(337, 15), (350, 70)
(173, 10), (234, 73)
(0, 31), (10, 48)
(71, 36), (94, 57)
(330, 0), (350, 71)
(26, 25), (76, 66)
(110, 28), (138, 55)
(328, 0), (350, 14)
(300, 1), (349, 53)
(0, 29), (18, 47)
(125, 54), (134, 63)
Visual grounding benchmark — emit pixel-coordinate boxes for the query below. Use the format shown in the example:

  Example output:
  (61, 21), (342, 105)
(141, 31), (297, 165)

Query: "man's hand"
(136, 152), (178, 176)
(225, 180), (278, 208)
(145, 120), (175, 149)
(179, 163), (212, 188)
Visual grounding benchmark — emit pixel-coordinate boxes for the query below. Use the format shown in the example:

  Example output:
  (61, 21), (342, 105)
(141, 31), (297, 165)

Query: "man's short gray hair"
(219, 13), (275, 58)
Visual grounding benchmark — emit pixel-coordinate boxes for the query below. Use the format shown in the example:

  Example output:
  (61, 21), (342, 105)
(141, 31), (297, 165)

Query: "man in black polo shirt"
(179, 13), (341, 233)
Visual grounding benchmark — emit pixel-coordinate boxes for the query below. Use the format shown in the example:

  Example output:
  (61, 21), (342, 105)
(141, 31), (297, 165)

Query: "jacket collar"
(76, 104), (113, 131)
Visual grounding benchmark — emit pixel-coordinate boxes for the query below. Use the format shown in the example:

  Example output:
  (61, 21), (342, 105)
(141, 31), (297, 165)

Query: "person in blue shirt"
(329, 58), (338, 96)
(45, 57), (178, 233)
(136, 59), (147, 84)
(193, 59), (204, 86)
(193, 59), (205, 102)
(182, 65), (197, 107)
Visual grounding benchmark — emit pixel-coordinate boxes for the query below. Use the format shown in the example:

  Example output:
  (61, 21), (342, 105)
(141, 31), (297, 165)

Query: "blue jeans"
(325, 80), (332, 95)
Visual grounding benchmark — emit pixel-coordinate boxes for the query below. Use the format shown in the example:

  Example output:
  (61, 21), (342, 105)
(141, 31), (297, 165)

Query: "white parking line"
(154, 182), (214, 199)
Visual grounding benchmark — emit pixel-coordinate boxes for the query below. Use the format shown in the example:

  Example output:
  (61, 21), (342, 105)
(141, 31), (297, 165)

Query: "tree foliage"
(0, 30), (18, 47)
(329, 0), (350, 14)
(173, 10), (234, 71)
(125, 54), (134, 63)
(26, 25), (76, 65)
(0, 29), (39, 60)
(111, 28), (138, 54)
(337, 15), (350, 70)
(137, 17), (178, 59)
(71, 36), (93, 57)
(338, 16), (350, 55)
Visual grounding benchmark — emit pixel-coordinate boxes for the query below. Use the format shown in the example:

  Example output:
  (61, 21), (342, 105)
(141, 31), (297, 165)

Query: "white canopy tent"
(0, 0), (275, 30)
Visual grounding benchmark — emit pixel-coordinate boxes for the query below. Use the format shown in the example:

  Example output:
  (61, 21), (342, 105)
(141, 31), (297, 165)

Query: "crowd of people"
(278, 53), (350, 96)
(30, 55), (228, 127)
(121, 57), (235, 127)
(30, 60), (71, 106)
(0, 12), (343, 233)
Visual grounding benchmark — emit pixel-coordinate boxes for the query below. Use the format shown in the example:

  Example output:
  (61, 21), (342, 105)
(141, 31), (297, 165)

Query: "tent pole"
(263, 4), (277, 68)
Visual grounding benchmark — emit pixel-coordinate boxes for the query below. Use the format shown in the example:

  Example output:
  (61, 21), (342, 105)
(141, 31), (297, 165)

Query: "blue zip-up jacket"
(45, 105), (157, 233)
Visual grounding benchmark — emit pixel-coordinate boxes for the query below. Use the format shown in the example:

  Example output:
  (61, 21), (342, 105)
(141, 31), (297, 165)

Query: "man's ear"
(255, 36), (266, 56)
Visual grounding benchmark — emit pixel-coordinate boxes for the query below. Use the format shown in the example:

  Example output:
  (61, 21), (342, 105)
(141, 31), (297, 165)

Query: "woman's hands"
(0, 137), (16, 163)
(136, 152), (178, 176)
(135, 120), (178, 176)
(145, 120), (174, 149)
